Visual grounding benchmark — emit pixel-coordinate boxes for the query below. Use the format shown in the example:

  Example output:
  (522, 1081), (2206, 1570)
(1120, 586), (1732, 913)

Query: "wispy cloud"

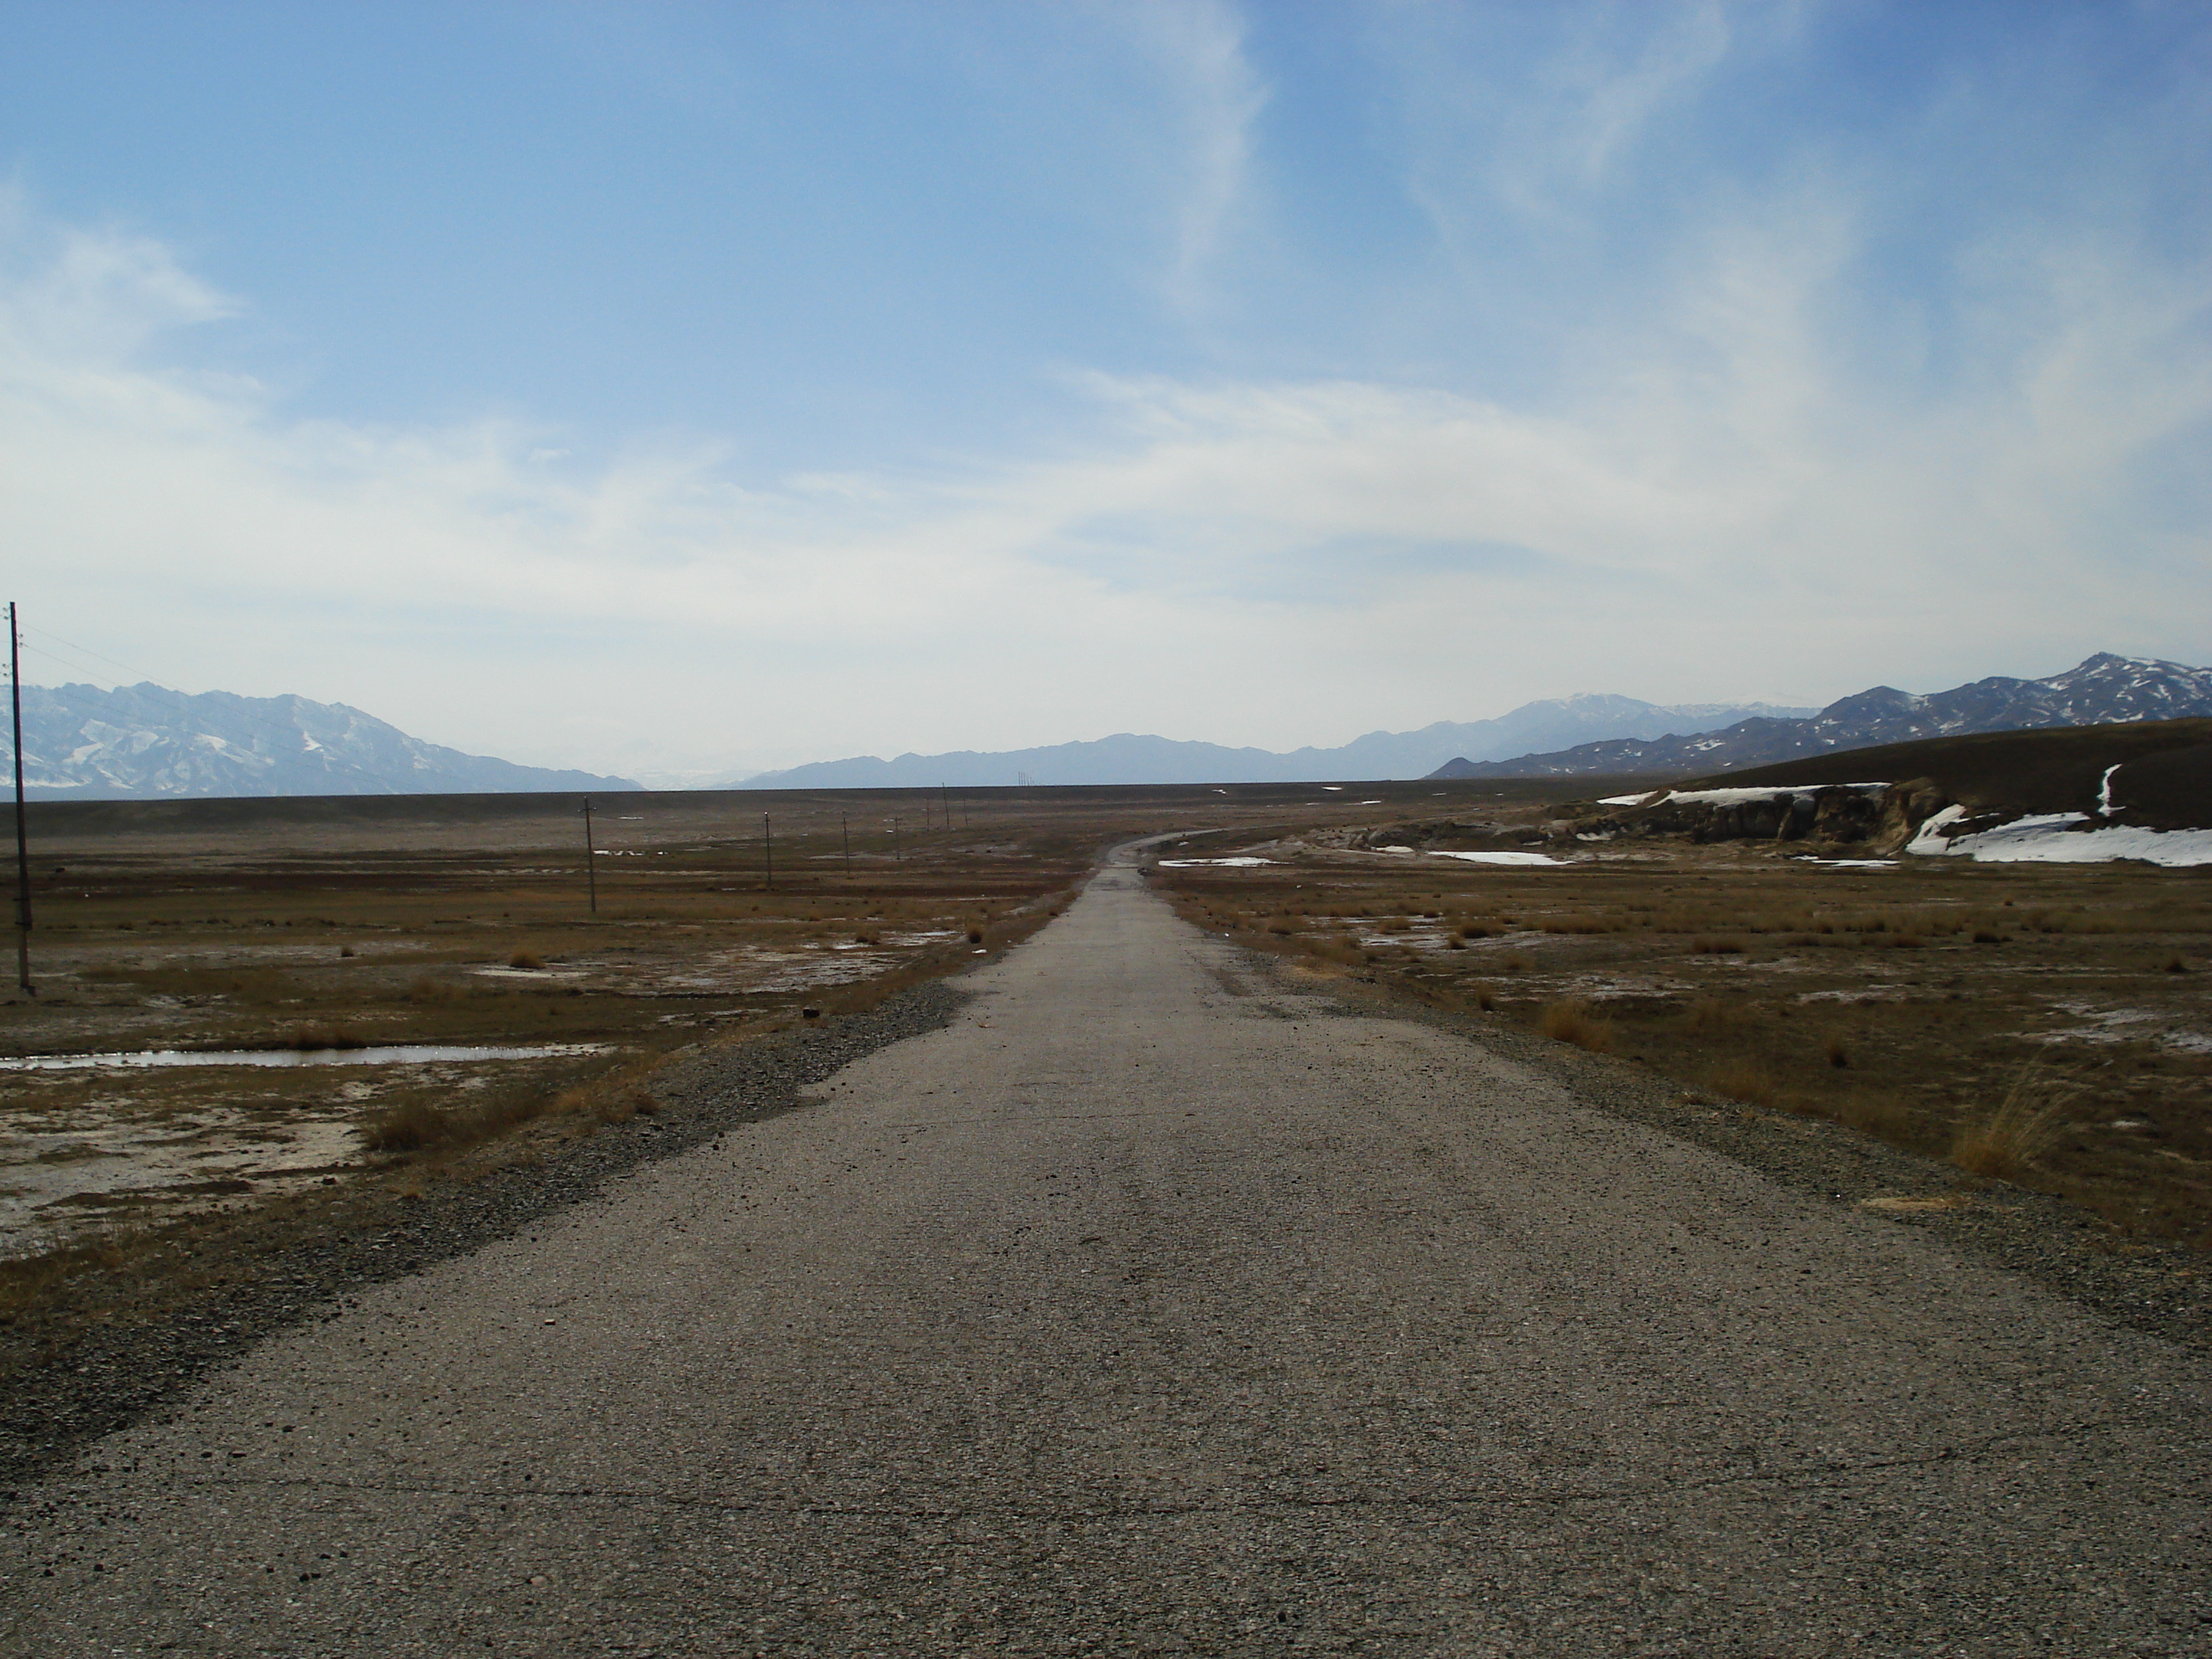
(1124, 0), (1268, 313)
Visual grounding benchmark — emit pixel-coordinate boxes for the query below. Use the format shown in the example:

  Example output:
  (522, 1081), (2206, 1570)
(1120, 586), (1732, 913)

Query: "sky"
(3, 0), (2208, 783)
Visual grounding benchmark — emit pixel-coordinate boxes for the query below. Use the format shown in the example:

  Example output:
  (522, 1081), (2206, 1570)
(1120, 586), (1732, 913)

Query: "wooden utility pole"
(841, 812), (852, 877)
(583, 796), (598, 915)
(9, 603), (32, 994)
(941, 782), (952, 834)
(763, 813), (773, 891)
(891, 817), (901, 863)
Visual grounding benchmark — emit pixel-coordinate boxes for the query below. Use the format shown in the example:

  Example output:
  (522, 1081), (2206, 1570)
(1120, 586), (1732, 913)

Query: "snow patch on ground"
(1158, 856), (1274, 868)
(1425, 850), (1565, 867)
(1635, 783), (1889, 809)
(1908, 806), (2212, 866)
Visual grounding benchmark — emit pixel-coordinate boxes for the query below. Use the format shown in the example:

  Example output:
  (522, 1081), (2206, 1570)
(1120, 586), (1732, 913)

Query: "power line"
(19, 623), (156, 684)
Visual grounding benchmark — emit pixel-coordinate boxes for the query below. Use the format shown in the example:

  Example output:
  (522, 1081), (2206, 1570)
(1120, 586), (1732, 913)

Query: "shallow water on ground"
(0, 1043), (608, 1072)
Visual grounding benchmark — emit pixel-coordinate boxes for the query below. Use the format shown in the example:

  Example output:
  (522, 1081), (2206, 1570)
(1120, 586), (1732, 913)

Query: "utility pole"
(763, 813), (773, 891)
(9, 603), (32, 995)
(891, 816), (901, 863)
(941, 782), (952, 834)
(841, 812), (852, 877)
(583, 796), (598, 915)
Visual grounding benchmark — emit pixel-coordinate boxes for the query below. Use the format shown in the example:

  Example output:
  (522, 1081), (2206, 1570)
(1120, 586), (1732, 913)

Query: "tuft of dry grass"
(1692, 938), (1746, 956)
(1538, 997), (1615, 1052)
(1951, 1061), (2080, 1181)
(594, 1087), (660, 1126)
(1684, 997), (1748, 1037)
(508, 949), (544, 970)
(1705, 1057), (1780, 1109)
(361, 1099), (457, 1153)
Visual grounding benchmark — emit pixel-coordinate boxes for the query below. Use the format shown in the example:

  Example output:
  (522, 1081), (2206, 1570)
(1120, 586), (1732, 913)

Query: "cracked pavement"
(4, 853), (2208, 1654)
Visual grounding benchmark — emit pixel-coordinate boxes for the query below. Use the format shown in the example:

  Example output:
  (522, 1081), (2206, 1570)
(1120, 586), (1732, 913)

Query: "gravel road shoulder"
(0, 981), (968, 1494)
(1271, 956), (2211, 1352)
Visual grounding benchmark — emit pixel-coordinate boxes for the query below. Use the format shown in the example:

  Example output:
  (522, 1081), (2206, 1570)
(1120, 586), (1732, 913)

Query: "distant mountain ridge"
(19, 682), (639, 800)
(1429, 655), (2212, 779)
(735, 695), (1815, 789)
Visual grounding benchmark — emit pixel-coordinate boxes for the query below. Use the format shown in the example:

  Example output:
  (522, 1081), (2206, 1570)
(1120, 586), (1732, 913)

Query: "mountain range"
(732, 696), (1816, 789)
(15, 655), (2200, 801)
(18, 682), (639, 800)
(1429, 655), (2212, 779)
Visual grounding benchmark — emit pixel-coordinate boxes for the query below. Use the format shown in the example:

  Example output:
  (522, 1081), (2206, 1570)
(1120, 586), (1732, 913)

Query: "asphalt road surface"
(4, 855), (2208, 1655)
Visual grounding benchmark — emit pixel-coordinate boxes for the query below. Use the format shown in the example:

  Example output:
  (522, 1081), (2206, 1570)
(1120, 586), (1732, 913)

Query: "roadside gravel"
(1299, 966), (2212, 1353)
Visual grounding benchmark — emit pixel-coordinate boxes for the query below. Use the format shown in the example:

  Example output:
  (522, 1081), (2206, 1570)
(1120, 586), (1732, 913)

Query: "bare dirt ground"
(2, 843), (2205, 1655)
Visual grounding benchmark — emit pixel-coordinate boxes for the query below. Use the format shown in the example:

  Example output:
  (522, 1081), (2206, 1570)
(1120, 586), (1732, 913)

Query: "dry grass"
(0, 1233), (139, 1328)
(1951, 1061), (2080, 1182)
(1833, 1090), (1922, 1147)
(1684, 997), (1749, 1037)
(1538, 997), (1616, 1053)
(1704, 1057), (1781, 1109)
(360, 1098), (462, 1154)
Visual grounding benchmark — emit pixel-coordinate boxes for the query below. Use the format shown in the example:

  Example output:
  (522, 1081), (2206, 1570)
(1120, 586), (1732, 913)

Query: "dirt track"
(4, 850), (2208, 1655)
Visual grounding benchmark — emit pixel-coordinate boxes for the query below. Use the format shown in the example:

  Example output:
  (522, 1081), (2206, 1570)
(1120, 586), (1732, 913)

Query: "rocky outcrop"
(1558, 781), (1961, 851)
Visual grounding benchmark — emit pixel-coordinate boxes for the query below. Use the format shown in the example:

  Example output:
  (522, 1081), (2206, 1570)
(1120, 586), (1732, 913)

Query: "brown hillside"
(1694, 718), (2212, 828)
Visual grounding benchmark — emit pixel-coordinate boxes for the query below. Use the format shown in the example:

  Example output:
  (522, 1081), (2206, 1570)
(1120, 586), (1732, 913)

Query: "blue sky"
(4, 1), (2208, 779)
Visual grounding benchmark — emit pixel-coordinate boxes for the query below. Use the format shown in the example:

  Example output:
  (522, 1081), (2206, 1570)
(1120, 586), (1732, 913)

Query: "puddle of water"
(0, 1043), (608, 1073)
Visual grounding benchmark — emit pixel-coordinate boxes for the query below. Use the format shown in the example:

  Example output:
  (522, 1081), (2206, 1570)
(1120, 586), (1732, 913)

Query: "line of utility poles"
(9, 603), (32, 994)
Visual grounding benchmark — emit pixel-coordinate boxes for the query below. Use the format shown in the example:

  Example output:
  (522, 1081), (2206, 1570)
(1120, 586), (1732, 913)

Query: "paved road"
(5, 857), (2208, 1655)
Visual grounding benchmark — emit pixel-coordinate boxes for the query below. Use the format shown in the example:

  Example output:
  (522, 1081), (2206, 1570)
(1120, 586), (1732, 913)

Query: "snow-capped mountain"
(1430, 655), (2212, 779)
(734, 695), (1815, 789)
(17, 683), (639, 799)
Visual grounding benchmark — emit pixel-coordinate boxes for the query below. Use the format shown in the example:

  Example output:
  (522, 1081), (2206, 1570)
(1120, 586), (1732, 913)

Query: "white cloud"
(4, 104), (2208, 782)
(1121, 0), (1268, 313)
